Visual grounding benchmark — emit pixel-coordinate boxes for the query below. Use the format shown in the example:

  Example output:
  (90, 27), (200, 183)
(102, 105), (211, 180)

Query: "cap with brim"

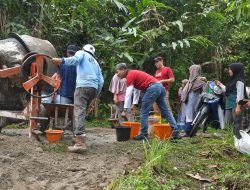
(67, 45), (78, 53)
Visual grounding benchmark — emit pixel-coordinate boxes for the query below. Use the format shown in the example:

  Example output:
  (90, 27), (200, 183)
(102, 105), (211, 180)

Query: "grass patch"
(86, 117), (110, 128)
(5, 123), (28, 129)
(106, 129), (250, 190)
(40, 140), (70, 153)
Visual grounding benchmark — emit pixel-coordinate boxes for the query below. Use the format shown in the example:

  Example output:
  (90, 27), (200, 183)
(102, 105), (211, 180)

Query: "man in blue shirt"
(52, 44), (104, 153)
(53, 45), (78, 104)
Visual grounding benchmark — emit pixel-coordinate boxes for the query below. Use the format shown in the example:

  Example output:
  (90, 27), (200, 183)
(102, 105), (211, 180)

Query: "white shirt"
(124, 85), (140, 109)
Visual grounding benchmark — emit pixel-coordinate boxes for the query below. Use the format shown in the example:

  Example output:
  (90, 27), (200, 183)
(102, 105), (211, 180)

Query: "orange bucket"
(122, 122), (141, 138)
(153, 123), (172, 140)
(45, 129), (64, 143)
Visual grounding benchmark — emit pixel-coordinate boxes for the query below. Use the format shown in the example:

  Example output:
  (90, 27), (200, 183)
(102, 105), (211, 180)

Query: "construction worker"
(115, 63), (180, 140)
(51, 44), (104, 153)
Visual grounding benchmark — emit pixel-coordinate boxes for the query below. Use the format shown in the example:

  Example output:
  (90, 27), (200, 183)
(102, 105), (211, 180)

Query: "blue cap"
(67, 45), (78, 53)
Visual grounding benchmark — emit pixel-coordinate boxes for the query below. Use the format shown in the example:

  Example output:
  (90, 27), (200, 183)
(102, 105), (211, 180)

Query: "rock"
(99, 182), (107, 188)
(35, 147), (43, 153)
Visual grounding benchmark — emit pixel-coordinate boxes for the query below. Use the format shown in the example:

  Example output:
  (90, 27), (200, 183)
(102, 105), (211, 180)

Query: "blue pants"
(139, 83), (177, 135)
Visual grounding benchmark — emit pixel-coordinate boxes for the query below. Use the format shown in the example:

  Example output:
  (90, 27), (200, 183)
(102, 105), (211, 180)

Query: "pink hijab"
(181, 65), (205, 102)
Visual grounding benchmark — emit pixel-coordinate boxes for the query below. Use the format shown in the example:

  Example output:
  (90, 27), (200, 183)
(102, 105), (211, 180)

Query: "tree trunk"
(36, 0), (45, 37)
(0, 9), (7, 36)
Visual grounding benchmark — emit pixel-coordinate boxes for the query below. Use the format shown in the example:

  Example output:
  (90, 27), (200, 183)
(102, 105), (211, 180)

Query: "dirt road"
(0, 128), (143, 190)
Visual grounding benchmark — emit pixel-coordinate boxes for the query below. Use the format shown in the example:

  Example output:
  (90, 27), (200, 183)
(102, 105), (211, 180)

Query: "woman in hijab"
(177, 79), (189, 130)
(181, 65), (206, 136)
(215, 62), (245, 138)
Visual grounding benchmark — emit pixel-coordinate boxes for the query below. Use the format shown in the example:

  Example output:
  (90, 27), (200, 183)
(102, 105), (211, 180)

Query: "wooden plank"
(55, 106), (58, 128)
(42, 103), (74, 119)
(30, 116), (48, 120)
(64, 107), (69, 128)
(0, 110), (28, 120)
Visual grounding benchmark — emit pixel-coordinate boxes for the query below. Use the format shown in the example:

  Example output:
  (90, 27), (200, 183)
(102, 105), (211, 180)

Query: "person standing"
(215, 62), (245, 138)
(55, 44), (78, 104)
(181, 65), (206, 136)
(52, 44), (104, 153)
(153, 55), (175, 111)
(109, 68), (134, 125)
(177, 79), (189, 130)
(115, 63), (180, 140)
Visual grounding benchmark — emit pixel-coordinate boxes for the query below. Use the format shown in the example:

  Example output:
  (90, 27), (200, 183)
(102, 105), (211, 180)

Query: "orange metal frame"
(0, 66), (21, 78)
(29, 58), (40, 133)
(0, 54), (61, 137)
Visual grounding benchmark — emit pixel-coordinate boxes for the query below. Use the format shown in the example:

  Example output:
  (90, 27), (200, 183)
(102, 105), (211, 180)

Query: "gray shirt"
(221, 81), (244, 102)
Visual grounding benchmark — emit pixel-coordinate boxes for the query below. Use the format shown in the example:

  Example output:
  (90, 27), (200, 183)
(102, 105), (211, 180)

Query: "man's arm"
(161, 68), (175, 84)
(124, 85), (134, 109)
(122, 85), (134, 117)
(51, 51), (83, 66)
(63, 51), (83, 66)
(161, 77), (174, 84)
(97, 66), (104, 95)
(132, 89), (140, 105)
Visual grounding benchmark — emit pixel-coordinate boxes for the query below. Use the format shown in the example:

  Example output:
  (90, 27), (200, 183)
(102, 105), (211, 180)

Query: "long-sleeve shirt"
(124, 86), (140, 108)
(62, 50), (104, 95)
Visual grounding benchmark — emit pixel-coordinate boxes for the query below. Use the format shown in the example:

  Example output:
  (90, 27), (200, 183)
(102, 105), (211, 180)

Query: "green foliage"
(106, 129), (250, 189)
(106, 139), (171, 190)
(1, 0), (249, 106)
(5, 123), (28, 129)
(143, 139), (171, 169)
(85, 117), (110, 128)
(225, 0), (250, 21)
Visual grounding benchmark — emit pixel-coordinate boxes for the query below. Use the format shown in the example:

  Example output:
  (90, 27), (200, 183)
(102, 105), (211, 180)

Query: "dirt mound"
(0, 127), (143, 190)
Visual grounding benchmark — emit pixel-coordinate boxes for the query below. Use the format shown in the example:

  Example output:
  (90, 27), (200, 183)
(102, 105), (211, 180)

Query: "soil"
(0, 127), (144, 190)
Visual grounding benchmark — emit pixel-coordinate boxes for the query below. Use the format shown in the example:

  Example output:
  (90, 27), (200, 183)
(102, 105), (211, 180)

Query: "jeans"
(153, 90), (171, 112)
(140, 83), (177, 135)
(74, 87), (97, 135)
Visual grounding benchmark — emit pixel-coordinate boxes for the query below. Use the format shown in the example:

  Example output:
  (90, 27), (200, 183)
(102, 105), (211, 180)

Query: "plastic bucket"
(153, 124), (172, 140)
(45, 129), (64, 143)
(148, 117), (161, 138)
(122, 122), (141, 138)
(115, 126), (131, 141)
(154, 114), (162, 123)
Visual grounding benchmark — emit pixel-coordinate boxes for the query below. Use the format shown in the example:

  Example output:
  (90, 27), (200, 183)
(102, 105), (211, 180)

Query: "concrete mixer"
(0, 33), (62, 137)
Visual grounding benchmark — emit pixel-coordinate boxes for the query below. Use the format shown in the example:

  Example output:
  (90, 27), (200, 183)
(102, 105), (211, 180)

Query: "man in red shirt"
(154, 55), (175, 110)
(115, 63), (180, 140)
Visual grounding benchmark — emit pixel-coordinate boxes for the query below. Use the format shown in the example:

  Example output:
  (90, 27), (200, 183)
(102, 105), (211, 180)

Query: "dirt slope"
(0, 128), (143, 190)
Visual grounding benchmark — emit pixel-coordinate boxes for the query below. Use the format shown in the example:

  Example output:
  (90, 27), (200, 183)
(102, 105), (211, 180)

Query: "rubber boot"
(68, 134), (87, 153)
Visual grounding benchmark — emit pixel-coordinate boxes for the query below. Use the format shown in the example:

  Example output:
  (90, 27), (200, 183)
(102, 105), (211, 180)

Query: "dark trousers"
(74, 87), (97, 135)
